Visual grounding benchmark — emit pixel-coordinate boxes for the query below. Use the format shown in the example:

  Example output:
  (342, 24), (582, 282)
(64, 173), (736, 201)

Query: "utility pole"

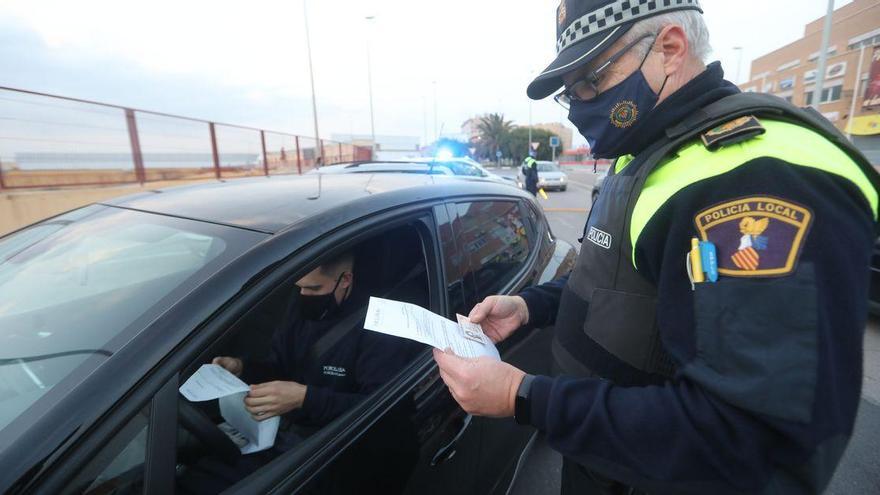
(847, 43), (868, 139)
(365, 16), (377, 158)
(303, 0), (323, 165)
(812, 0), (835, 111)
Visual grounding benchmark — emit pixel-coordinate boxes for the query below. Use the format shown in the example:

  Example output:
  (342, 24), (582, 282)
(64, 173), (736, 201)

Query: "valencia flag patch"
(694, 197), (813, 278)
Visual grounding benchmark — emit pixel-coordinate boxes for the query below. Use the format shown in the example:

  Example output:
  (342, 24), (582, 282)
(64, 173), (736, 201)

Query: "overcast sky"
(0, 0), (854, 147)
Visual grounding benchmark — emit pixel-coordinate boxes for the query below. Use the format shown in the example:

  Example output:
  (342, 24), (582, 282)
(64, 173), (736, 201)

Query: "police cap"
(527, 0), (703, 100)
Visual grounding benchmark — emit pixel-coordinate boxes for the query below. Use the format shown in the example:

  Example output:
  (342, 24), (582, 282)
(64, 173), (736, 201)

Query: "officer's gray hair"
(620, 10), (712, 63)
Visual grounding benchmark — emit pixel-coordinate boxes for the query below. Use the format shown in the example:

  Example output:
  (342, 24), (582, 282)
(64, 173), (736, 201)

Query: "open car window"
(172, 220), (436, 494)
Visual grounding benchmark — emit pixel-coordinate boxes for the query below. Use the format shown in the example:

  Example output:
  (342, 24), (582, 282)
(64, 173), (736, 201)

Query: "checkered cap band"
(557, 0), (702, 53)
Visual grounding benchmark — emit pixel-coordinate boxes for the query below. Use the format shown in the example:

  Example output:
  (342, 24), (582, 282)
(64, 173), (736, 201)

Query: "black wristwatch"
(514, 374), (536, 425)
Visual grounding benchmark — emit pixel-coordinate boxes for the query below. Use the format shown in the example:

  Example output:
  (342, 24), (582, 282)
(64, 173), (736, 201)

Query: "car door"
(24, 205), (454, 495)
(441, 197), (556, 494)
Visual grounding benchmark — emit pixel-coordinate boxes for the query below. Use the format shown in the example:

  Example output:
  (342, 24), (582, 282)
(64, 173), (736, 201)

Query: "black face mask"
(300, 273), (349, 321)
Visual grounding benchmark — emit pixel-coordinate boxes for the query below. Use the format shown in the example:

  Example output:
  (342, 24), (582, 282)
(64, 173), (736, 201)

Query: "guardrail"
(0, 86), (371, 190)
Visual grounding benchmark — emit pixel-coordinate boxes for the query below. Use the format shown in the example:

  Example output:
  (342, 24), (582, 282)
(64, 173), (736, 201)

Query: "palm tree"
(476, 113), (514, 161)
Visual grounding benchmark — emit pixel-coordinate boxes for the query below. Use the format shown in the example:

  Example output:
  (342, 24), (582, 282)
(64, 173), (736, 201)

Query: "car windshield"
(537, 163), (560, 172)
(0, 205), (264, 432)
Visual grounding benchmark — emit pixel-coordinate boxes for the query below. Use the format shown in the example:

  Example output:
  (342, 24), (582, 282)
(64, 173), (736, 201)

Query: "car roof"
(103, 173), (526, 234)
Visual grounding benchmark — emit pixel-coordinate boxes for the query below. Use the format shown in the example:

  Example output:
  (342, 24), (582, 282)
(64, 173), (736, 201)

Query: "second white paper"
(364, 297), (500, 360)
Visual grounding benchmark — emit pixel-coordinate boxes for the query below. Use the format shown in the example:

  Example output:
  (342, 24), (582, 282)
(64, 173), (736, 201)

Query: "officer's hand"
(212, 356), (243, 377)
(468, 295), (529, 343)
(245, 381), (307, 421)
(433, 348), (524, 418)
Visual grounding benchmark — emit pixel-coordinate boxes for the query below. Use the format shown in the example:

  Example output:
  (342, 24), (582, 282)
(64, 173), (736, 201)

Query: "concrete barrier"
(0, 179), (217, 236)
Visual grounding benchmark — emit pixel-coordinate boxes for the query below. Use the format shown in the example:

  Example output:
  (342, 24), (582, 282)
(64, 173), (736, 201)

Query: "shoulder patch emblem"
(700, 115), (766, 151)
(694, 197), (813, 278)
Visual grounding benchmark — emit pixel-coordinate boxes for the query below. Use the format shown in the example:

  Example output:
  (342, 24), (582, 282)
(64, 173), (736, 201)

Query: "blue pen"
(700, 241), (719, 283)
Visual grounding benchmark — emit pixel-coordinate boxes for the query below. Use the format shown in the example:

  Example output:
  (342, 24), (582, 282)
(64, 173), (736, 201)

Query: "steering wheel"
(178, 399), (242, 465)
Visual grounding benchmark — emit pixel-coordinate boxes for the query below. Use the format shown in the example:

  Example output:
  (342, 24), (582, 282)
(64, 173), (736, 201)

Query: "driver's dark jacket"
(242, 292), (422, 428)
(517, 63), (875, 493)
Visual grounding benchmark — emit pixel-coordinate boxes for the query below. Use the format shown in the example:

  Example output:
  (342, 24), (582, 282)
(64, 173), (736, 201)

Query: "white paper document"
(179, 364), (280, 454)
(364, 297), (500, 360)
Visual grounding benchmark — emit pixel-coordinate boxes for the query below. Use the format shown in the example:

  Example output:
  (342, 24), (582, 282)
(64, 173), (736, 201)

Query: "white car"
(518, 161), (569, 191)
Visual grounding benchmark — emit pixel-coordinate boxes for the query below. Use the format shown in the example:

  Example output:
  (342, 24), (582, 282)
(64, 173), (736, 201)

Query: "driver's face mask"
(300, 273), (349, 321)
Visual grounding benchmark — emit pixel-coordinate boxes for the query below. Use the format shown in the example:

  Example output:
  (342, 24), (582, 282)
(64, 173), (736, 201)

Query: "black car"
(0, 173), (576, 494)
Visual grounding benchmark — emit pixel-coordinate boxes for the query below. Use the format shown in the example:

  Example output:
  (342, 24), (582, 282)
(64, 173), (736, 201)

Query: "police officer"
(433, 1), (880, 494)
(523, 154), (540, 196)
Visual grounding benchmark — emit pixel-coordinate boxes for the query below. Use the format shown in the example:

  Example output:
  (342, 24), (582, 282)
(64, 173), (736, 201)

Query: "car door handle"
(430, 414), (472, 467)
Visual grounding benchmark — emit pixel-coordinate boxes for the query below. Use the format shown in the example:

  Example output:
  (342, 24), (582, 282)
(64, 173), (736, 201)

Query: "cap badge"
(558, 1), (567, 27)
(610, 100), (638, 128)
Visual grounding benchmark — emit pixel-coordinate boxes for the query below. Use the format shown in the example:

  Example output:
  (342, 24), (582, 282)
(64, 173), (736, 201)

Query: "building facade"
(739, 0), (880, 162)
(531, 123), (574, 152)
(331, 134), (421, 161)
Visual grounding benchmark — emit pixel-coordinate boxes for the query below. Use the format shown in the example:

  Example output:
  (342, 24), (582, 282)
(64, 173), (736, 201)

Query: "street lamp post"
(812, 0), (836, 111)
(528, 98), (533, 157)
(846, 43), (868, 139)
(733, 46), (744, 84)
(365, 16), (377, 158)
(432, 81), (438, 142)
(303, 0), (323, 165)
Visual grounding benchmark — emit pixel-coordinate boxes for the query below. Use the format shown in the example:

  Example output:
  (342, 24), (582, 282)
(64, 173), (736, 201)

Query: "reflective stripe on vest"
(628, 119), (880, 267)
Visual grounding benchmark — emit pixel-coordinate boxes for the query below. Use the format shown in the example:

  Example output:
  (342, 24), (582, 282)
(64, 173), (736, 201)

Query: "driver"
(213, 252), (421, 430)
(179, 253), (423, 494)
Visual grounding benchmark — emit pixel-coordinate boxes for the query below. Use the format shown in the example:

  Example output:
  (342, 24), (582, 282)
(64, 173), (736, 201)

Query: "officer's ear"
(655, 24), (689, 77)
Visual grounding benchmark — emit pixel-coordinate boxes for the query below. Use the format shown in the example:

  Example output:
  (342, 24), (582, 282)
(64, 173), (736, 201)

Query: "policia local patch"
(694, 197), (813, 278)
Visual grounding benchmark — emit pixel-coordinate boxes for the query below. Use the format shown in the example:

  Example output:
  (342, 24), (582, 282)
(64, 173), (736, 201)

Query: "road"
(491, 166), (880, 494)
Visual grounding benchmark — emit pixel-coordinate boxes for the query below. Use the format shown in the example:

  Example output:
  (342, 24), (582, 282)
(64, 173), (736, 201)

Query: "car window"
(451, 201), (532, 298)
(0, 205), (265, 434)
(537, 163), (559, 172)
(436, 204), (475, 316)
(64, 405), (149, 494)
(174, 220), (435, 494)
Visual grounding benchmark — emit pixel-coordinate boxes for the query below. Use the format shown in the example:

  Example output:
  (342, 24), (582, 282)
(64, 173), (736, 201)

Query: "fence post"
(338, 142), (343, 162)
(209, 123), (221, 180)
(319, 139), (325, 167)
(260, 130), (269, 177)
(0, 158), (6, 191)
(295, 136), (303, 175)
(125, 109), (146, 185)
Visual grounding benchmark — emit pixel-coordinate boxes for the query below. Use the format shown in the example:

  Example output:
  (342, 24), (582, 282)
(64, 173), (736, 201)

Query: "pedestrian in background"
(522, 154), (539, 196)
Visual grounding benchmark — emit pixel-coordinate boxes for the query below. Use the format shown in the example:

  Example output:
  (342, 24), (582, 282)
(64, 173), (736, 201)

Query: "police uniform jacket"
(518, 62), (878, 493)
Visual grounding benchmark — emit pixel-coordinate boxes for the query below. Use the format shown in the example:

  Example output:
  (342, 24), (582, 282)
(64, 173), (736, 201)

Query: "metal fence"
(0, 86), (372, 190)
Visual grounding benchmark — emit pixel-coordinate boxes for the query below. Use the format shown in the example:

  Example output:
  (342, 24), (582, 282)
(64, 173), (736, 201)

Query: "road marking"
(567, 179), (595, 189)
(544, 208), (588, 213)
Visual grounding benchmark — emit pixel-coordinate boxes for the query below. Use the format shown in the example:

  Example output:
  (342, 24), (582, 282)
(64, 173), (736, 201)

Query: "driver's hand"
(468, 295), (529, 344)
(245, 381), (307, 421)
(212, 356), (243, 377)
